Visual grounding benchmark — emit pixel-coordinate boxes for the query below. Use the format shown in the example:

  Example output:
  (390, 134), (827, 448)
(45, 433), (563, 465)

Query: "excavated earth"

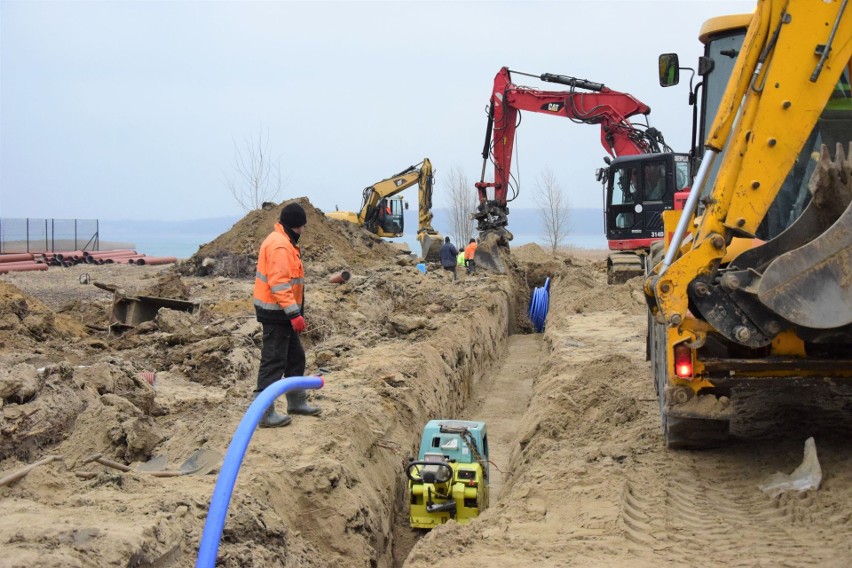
(1, 197), (851, 567)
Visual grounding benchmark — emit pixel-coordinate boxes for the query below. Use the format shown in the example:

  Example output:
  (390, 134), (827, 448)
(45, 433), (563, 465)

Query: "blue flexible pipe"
(196, 375), (325, 568)
(528, 277), (551, 333)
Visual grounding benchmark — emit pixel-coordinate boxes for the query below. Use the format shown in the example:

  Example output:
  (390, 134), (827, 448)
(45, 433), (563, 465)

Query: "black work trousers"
(255, 321), (306, 393)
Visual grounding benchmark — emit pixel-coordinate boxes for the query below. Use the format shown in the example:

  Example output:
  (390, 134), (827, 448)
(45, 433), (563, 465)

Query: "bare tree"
(445, 165), (478, 245)
(534, 168), (571, 252)
(224, 128), (286, 211)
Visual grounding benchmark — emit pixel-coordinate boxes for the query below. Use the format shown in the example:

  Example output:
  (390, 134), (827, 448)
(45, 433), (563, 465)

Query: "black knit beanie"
(279, 203), (307, 228)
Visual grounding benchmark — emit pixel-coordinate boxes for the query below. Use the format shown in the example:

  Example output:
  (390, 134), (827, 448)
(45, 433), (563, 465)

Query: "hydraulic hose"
(528, 277), (551, 333)
(196, 375), (325, 568)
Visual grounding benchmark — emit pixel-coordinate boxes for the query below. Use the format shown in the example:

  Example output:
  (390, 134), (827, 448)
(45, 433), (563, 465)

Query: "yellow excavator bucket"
(418, 230), (443, 263)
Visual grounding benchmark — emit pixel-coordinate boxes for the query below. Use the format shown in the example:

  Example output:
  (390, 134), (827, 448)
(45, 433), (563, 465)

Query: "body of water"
(97, 208), (609, 260)
(114, 234), (217, 260)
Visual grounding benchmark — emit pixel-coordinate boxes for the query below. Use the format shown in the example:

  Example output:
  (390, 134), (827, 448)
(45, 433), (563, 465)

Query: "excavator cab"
(605, 153), (690, 241)
(373, 196), (405, 237)
(604, 153), (690, 282)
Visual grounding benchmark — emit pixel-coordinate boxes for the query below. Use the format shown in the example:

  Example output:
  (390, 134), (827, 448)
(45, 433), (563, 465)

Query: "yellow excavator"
(645, 0), (851, 448)
(326, 159), (443, 261)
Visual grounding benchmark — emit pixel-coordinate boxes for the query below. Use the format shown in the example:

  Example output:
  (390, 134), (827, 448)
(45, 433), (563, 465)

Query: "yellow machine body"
(406, 420), (489, 529)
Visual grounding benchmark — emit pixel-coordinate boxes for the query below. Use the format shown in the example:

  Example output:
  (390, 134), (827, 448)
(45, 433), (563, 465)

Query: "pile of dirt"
(0, 280), (88, 353)
(180, 197), (411, 279)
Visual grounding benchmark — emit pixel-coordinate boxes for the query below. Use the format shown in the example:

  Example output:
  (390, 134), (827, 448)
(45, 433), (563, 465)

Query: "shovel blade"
(137, 455), (168, 473)
(179, 448), (223, 476)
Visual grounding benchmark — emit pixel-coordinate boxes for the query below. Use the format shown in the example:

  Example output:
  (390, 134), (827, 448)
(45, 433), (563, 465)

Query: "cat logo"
(543, 102), (564, 113)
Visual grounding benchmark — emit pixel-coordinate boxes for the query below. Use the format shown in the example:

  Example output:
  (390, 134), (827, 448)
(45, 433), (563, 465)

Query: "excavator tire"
(651, 317), (730, 449)
(646, 241), (729, 449)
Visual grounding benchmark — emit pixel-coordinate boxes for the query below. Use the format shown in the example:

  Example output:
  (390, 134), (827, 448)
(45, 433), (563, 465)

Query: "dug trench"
(3, 198), (852, 567)
(0, 198), (583, 567)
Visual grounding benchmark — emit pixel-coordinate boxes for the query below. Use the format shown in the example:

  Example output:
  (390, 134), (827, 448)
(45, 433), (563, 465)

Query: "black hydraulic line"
(508, 68), (606, 92)
(480, 103), (495, 182)
(812, 0), (847, 82)
(540, 73), (605, 92)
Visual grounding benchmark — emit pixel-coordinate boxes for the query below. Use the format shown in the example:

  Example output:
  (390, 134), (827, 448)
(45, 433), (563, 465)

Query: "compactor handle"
(406, 461), (454, 484)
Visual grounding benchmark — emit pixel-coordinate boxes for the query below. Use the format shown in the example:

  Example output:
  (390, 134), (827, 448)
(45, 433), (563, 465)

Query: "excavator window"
(614, 168), (639, 205)
(612, 167), (639, 229)
(757, 69), (851, 240)
(643, 163), (667, 202)
(380, 199), (403, 234)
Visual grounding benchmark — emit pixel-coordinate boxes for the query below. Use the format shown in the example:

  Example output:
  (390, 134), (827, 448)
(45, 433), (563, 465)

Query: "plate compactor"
(405, 420), (490, 529)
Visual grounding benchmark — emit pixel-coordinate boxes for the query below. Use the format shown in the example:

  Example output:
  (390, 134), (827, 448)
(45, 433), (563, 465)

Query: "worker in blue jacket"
(439, 237), (459, 281)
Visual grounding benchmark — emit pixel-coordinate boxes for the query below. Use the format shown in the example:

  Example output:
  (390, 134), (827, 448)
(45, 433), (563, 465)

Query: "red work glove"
(290, 315), (306, 334)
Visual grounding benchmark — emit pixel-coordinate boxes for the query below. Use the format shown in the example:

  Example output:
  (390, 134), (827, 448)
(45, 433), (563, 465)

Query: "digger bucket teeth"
(755, 144), (852, 329)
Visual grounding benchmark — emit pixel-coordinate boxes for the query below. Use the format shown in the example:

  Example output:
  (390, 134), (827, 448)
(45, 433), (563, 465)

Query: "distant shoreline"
(0, 240), (136, 254)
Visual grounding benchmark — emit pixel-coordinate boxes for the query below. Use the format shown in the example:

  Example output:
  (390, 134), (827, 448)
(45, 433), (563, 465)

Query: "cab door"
(606, 165), (643, 241)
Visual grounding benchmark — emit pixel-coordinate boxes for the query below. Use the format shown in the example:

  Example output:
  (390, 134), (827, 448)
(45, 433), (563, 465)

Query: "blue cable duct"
(196, 375), (325, 568)
(528, 277), (551, 333)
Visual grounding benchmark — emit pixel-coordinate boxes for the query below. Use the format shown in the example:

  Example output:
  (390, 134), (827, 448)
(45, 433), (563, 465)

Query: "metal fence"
(0, 218), (100, 254)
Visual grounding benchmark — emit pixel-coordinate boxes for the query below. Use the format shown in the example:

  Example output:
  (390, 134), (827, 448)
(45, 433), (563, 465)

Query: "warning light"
(674, 344), (693, 378)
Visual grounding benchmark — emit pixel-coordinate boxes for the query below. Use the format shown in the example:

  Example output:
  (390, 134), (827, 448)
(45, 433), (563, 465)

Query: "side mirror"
(658, 53), (680, 87)
(697, 56), (715, 76)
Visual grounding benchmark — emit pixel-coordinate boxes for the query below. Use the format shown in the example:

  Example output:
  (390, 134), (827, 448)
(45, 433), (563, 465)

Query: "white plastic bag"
(758, 437), (822, 498)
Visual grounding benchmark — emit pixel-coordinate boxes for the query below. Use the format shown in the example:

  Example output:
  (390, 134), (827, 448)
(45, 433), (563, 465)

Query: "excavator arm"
(648, 0), (852, 338)
(356, 165), (421, 227)
(414, 158), (444, 262)
(474, 66), (666, 229)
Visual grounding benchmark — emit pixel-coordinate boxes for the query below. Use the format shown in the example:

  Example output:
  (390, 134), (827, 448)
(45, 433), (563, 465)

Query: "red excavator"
(474, 66), (688, 281)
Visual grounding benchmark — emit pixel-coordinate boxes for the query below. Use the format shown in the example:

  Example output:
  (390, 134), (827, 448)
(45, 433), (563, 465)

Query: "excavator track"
(607, 251), (645, 284)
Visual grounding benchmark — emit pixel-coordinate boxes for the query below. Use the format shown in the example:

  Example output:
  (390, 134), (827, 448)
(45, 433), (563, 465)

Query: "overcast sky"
(1, 0), (755, 222)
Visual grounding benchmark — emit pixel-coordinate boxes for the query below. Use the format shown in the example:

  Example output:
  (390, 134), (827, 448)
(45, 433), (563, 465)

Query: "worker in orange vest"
(464, 238), (478, 274)
(252, 202), (321, 427)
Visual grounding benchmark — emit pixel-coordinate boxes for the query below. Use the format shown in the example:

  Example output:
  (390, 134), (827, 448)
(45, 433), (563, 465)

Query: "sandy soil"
(0, 198), (850, 567)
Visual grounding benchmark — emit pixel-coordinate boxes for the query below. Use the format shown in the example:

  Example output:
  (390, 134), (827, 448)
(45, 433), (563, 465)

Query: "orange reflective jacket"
(253, 223), (304, 320)
(464, 242), (478, 260)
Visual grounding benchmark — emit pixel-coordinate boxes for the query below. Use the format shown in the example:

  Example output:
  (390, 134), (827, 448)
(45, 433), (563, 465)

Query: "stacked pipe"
(129, 256), (178, 266)
(0, 253), (48, 273)
(82, 249), (140, 264)
(0, 249), (177, 272)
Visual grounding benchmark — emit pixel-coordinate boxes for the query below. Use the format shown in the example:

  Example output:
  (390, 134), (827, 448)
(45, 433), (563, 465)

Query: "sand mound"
(179, 197), (410, 278)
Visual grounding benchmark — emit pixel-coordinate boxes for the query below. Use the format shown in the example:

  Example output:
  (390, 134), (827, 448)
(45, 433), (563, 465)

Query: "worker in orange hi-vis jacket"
(464, 238), (478, 274)
(252, 202), (321, 427)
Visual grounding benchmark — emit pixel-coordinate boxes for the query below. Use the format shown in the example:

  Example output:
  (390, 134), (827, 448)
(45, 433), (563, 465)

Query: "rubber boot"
(252, 393), (292, 428)
(285, 389), (322, 416)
